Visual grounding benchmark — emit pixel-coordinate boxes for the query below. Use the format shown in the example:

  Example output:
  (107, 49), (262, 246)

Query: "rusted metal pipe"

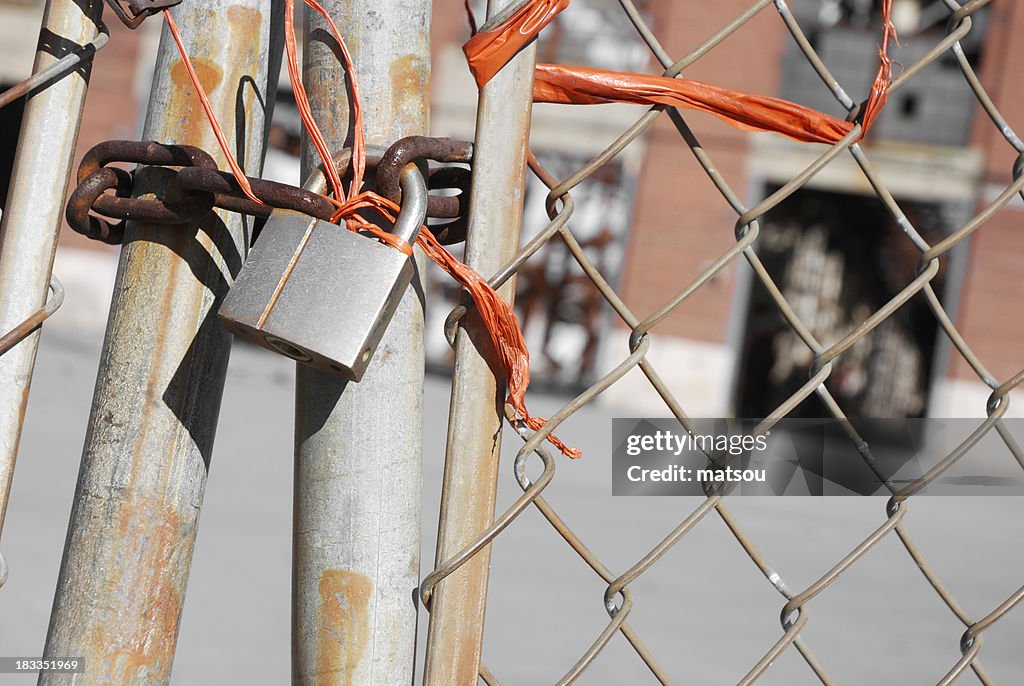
(0, 0), (104, 576)
(421, 0), (537, 683)
(291, 0), (429, 684)
(41, 3), (282, 682)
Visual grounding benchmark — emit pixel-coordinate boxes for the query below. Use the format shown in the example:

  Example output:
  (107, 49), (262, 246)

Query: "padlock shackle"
(299, 149), (426, 246)
(393, 164), (428, 245)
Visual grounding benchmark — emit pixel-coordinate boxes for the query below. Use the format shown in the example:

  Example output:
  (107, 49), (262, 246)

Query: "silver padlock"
(218, 163), (427, 381)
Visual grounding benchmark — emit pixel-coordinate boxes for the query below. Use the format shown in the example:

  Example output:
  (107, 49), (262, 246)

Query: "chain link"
(65, 137), (473, 245)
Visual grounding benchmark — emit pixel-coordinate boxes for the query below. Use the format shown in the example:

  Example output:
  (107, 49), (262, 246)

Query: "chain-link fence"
(421, 0), (1024, 683)
(1, 0), (1021, 682)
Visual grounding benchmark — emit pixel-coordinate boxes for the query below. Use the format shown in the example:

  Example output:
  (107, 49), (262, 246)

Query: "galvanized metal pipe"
(421, 0), (537, 682)
(0, 0), (103, 572)
(41, 3), (281, 682)
(292, 1), (428, 683)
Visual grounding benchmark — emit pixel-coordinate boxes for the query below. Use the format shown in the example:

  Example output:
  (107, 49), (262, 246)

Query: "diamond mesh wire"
(423, 0), (1024, 683)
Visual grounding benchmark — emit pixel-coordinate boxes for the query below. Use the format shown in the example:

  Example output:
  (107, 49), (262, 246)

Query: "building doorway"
(735, 185), (964, 419)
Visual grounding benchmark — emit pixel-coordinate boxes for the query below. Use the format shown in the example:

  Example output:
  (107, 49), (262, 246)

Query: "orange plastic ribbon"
(465, 0), (897, 144)
(533, 64), (854, 144)
(328, 189), (581, 458)
(415, 225), (582, 459)
(463, 0), (570, 86)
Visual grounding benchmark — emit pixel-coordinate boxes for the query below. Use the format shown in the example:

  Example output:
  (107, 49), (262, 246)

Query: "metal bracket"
(104, 0), (181, 29)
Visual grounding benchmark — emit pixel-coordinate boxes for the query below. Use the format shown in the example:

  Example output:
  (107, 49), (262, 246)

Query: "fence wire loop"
(0, 276), (65, 357)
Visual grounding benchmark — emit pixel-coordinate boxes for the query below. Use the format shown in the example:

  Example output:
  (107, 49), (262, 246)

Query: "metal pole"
(422, 0), (536, 683)
(292, 1), (428, 684)
(41, 3), (281, 682)
(0, 0), (103, 570)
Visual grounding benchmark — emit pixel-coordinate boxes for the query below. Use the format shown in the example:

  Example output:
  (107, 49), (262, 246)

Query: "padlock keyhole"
(265, 334), (311, 363)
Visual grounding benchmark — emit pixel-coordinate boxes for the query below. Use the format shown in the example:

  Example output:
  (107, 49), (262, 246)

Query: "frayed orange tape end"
(417, 228), (581, 458)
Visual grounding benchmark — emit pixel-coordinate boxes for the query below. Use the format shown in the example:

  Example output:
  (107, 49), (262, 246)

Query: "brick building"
(1, 0), (1020, 418)
(608, 1), (1022, 419)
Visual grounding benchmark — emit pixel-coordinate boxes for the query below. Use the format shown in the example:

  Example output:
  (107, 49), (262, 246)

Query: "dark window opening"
(736, 185), (956, 420)
(900, 93), (920, 118)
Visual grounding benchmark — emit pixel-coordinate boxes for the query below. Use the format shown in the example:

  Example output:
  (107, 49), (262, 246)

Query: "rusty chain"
(65, 136), (473, 245)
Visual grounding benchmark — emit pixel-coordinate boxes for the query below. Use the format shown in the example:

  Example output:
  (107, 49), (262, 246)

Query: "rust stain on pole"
(316, 570), (372, 685)
(389, 54), (427, 115)
(167, 59), (224, 143)
(169, 60), (223, 95)
(87, 499), (184, 680)
(228, 3), (262, 26)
